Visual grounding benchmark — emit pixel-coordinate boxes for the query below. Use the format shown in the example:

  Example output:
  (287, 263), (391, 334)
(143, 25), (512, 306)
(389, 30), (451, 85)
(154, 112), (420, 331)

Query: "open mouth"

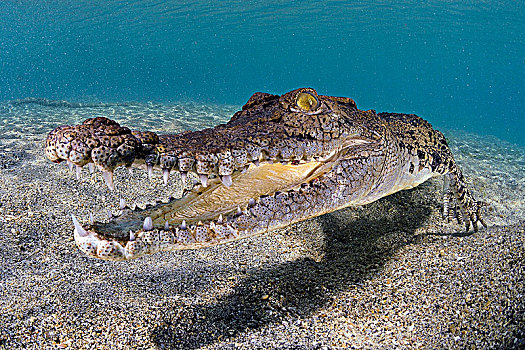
(87, 146), (340, 237)
(45, 114), (363, 260)
(44, 88), (375, 261)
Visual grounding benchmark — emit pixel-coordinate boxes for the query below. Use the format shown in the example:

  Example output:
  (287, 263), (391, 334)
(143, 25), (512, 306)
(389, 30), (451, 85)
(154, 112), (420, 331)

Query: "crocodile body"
(45, 88), (486, 261)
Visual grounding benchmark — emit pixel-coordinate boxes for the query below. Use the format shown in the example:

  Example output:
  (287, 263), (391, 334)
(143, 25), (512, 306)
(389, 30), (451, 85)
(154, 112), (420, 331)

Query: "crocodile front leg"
(444, 167), (487, 232)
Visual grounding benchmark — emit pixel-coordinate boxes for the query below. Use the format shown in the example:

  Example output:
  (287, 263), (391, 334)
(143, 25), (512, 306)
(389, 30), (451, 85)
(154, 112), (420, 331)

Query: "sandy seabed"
(0, 100), (523, 349)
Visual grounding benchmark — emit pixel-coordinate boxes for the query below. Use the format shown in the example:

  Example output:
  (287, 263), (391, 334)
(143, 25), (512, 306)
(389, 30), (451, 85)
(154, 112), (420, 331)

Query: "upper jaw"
(45, 114), (348, 190)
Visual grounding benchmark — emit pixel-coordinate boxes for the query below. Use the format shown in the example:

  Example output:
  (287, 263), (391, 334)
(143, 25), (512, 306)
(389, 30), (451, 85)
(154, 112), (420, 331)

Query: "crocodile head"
(45, 88), (385, 260)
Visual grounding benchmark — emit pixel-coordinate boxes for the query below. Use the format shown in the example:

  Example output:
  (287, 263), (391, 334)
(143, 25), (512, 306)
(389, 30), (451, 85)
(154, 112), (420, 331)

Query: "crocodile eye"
(296, 92), (319, 111)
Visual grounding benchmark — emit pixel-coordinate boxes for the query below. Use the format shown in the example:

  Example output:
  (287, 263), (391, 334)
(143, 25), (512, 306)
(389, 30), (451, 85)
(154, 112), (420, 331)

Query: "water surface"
(1, 1), (523, 145)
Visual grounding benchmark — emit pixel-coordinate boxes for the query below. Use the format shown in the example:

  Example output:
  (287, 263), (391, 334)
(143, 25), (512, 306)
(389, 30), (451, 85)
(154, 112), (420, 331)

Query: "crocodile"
(45, 88), (486, 261)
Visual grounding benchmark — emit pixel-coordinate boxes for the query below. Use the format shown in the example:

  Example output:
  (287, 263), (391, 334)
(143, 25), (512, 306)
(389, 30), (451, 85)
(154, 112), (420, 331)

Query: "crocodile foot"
(443, 173), (487, 232)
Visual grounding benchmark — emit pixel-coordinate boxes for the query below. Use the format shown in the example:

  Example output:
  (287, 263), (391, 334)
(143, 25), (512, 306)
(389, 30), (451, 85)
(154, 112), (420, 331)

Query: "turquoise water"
(1, 1), (523, 145)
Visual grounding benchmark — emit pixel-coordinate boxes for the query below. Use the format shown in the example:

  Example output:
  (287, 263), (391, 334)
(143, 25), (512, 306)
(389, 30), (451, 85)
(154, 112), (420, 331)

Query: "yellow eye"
(296, 92), (319, 111)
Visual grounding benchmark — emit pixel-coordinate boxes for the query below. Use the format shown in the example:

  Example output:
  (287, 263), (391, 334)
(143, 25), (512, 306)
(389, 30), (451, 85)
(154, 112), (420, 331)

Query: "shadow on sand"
(150, 185), (436, 349)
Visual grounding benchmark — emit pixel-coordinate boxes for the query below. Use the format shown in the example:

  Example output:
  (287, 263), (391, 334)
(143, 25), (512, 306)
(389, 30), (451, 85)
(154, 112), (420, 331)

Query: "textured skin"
(45, 88), (486, 260)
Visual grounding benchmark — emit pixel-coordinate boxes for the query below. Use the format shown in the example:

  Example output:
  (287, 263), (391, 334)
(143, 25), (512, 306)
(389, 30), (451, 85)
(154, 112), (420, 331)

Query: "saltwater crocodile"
(45, 88), (486, 261)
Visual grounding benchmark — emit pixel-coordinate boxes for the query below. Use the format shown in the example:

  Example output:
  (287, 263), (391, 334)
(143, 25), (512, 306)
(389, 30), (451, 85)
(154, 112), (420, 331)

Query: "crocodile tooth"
(163, 168), (170, 185)
(119, 198), (127, 210)
(147, 164), (154, 180)
(253, 160), (260, 167)
(71, 215), (88, 237)
(217, 214), (223, 224)
(88, 163), (95, 174)
(128, 167), (133, 175)
(226, 224), (237, 238)
(181, 220), (187, 230)
(237, 206), (242, 215)
(248, 198), (256, 207)
(89, 212), (94, 224)
(199, 174), (208, 187)
(221, 175), (232, 187)
(75, 165), (82, 180)
(143, 217), (153, 231)
(67, 160), (74, 171)
(129, 230), (135, 241)
(102, 171), (114, 191)
(164, 221), (169, 230)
